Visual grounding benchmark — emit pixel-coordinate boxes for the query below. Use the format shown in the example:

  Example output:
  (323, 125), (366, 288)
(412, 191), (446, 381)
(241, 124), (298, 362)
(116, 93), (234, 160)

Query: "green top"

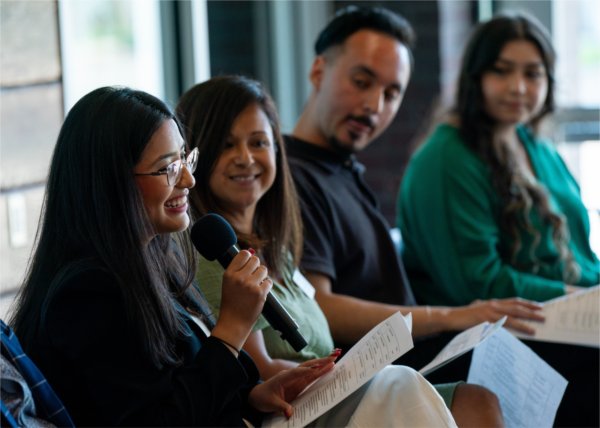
(196, 256), (334, 362)
(397, 124), (599, 305)
(197, 255), (460, 408)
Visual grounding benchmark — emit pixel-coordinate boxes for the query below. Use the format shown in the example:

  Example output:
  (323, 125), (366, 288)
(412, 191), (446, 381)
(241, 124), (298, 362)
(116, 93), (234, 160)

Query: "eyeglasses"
(135, 147), (199, 185)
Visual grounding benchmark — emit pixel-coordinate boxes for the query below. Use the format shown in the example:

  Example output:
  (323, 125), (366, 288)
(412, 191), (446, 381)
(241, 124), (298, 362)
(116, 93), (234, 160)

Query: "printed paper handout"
(468, 328), (568, 427)
(263, 308), (570, 427)
(263, 312), (413, 428)
(512, 285), (599, 347)
(419, 316), (506, 375)
(264, 313), (510, 427)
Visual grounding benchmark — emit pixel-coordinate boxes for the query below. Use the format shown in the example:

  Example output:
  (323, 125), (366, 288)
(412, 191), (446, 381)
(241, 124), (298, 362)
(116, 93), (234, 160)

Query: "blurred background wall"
(1, 1), (63, 316)
(1, 0), (598, 318)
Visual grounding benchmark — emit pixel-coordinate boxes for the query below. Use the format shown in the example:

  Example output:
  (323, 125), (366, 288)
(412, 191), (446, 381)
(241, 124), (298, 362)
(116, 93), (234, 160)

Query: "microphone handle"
(263, 293), (308, 352)
(217, 245), (308, 352)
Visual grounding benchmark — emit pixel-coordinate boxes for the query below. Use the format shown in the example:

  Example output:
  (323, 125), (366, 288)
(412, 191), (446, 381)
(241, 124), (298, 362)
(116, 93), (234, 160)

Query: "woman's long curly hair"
(454, 12), (579, 282)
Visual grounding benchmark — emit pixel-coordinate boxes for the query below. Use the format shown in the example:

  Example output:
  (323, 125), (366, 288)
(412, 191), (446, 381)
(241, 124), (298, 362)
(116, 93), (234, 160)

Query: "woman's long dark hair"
(454, 13), (579, 282)
(177, 76), (302, 279)
(10, 86), (201, 368)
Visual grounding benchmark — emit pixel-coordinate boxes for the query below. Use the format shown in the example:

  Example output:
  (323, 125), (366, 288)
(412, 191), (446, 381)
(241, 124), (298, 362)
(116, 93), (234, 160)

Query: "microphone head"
(191, 213), (237, 261)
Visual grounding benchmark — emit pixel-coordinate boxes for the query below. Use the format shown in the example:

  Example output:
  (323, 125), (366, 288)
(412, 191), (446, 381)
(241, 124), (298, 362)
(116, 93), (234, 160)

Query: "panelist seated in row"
(397, 12), (599, 307)
(396, 13), (599, 427)
(7, 86), (341, 427)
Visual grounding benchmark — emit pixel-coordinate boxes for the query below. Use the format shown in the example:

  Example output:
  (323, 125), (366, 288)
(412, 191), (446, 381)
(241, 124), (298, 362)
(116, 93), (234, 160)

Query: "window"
(553, 0), (600, 108)
(552, 0), (600, 254)
(58, 0), (164, 111)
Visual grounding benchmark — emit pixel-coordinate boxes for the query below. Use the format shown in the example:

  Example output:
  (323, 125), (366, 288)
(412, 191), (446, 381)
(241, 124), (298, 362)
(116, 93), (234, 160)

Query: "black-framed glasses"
(135, 147), (199, 186)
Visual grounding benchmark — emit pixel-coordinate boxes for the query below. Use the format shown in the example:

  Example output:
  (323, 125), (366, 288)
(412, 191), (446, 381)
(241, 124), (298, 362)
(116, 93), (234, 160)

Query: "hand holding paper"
(263, 312), (414, 428)
(512, 285), (599, 347)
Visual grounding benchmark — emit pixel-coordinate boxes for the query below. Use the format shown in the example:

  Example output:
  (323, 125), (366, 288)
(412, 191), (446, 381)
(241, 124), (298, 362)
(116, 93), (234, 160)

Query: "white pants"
(311, 365), (457, 427)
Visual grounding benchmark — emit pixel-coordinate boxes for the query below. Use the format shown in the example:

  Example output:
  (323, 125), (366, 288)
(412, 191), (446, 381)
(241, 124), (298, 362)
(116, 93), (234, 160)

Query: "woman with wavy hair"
(397, 15), (599, 425)
(397, 12), (598, 306)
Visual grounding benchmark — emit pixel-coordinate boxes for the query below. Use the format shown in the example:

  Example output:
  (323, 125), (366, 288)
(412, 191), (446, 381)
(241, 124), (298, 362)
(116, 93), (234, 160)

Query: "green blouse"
(196, 256), (334, 362)
(197, 255), (460, 408)
(397, 124), (599, 305)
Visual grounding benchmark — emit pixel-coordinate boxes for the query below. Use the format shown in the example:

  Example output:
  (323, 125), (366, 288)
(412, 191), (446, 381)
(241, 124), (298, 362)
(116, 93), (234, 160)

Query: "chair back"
(1, 319), (75, 427)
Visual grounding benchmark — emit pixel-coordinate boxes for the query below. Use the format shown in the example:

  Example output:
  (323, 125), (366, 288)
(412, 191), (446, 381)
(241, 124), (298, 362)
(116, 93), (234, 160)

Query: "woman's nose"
(234, 145), (253, 166)
(510, 73), (527, 94)
(177, 164), (196, 189)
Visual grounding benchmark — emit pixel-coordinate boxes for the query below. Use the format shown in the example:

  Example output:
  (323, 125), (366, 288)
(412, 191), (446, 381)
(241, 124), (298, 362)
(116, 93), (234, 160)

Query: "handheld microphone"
(191, 213), (308, 352)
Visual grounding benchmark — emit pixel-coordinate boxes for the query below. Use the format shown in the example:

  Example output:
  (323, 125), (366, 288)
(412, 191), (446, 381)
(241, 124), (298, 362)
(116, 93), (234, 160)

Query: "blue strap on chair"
(1, 319), (75, 427)
(1, 399), (19, 427)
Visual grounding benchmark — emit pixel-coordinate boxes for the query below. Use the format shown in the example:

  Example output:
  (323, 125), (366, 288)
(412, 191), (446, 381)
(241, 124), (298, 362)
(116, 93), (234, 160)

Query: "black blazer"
(28, 268), (262, 427)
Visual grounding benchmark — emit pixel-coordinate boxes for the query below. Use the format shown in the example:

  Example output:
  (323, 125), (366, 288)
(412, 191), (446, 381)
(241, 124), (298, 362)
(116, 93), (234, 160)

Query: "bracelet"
(213, 336), (241, 354)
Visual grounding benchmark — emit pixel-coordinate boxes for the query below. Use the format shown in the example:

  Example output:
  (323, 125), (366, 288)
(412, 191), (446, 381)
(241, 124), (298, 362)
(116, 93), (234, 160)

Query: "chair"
(1, 319), (75, 427)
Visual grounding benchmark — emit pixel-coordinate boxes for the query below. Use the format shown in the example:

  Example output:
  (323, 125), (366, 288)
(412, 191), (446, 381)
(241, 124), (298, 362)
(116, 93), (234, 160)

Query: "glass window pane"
(557, 140), (600, 255)
(553, 0), (600, 107)
(58, 0), (164, 111)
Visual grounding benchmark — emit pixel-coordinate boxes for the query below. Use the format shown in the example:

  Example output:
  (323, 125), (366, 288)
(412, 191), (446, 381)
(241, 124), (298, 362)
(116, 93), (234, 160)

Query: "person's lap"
(311, 365), (456, 427)
(393, 331), (599, 427)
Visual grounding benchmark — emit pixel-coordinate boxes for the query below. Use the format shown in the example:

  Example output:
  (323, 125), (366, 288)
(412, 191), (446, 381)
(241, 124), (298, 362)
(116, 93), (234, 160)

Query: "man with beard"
(285, 6), (544, 426)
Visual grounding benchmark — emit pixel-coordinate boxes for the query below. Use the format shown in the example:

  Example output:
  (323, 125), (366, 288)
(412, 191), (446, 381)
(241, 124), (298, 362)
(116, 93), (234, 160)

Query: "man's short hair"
(315, 6), (415, 55)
